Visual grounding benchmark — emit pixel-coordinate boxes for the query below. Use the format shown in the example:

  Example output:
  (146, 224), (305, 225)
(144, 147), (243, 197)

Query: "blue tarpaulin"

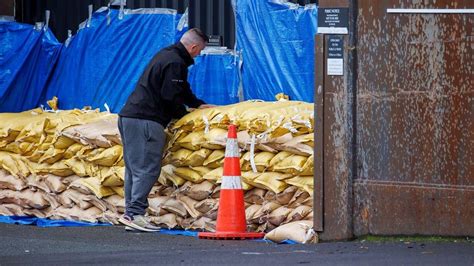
(188, 49), (240, 105)
(0, 215), (111, 227)
(42, 8), (180, 113)
(0, 216), (299, 243)
(0, 22), (62, 112)
(233, 0), (317, 102)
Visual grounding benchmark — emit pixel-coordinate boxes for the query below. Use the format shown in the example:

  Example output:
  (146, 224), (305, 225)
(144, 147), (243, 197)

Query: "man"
(118, 28), (211, 232)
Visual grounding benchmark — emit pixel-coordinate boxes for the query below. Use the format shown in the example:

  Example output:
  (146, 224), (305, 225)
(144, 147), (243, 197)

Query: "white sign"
(327, 58), (344, 76)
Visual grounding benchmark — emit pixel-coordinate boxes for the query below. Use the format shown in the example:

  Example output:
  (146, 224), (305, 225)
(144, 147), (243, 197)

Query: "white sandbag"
(264, 220), (317, 244)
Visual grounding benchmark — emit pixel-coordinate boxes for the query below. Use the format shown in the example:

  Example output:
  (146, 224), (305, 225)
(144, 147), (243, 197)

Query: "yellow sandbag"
(2, 141), (35, 155)
(273, 154), (308, 175)
(80, 176), (115, 198)
(87, 145), (123, 167)
(38, 147), (65, 164)
(169, 149), (193, 167)
(190, 166), (212, 176)
(54, 135), (80, 152)
(185, 148), (212, 167)
(46, 161), (75, 177)
(264, 220), (317, 244)
(300, 155), (313, 176)
(100, 166), (124, 187)
(203, 128), (227, 147)
(285, 176), (313, 194)
(241, 152), (275, 172)
(176, 131), (205, 151)
(240, 171), (262, 187)
(110, 186), (124, 197)
(174, 167), (203, 183)
(63, 143), (84, 159)
(14, 117), (49, 143)
(161, 164), (186, 186)
(0, 151), (32, 178)
(268, 151), (292, 170)
(203, 149), (224, 168)
(202, 167), (222, 183)
(171, 107), (221, 132)
(254, 172), (290, 193)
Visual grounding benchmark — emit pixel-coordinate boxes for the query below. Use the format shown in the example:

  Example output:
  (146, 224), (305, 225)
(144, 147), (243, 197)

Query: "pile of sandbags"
(155, 100), (316, 242)
(0, 107), (124, 224)
(0, 100), (317, 243)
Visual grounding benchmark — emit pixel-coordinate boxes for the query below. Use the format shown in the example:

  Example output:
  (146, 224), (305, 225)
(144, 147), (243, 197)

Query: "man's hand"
(199, 104), (216, 109)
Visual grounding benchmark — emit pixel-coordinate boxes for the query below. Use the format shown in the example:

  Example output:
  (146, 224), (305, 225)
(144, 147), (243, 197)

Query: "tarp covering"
(43, 8), (180, 112)
(188, 49), (240, 105)
(233, 0), (317, 102)
(0, 215), (111, 227)
(0, 22), (62, 112)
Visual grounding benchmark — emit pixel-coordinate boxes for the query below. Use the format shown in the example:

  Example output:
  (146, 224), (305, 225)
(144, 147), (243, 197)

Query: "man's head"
(180, 28), (209, 58)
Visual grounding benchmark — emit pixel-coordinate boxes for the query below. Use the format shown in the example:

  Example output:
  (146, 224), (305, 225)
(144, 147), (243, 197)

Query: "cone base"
(198, 231), (265, 240)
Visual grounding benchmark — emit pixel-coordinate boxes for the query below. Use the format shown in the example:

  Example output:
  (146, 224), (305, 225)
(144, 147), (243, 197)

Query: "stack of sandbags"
(0, 100), (316, 243)
(0, 108), (124, 224)
(153, 100), (316, 242)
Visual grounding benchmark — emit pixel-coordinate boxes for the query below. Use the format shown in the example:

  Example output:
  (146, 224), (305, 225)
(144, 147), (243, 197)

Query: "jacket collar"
(175, 41), (194, 67)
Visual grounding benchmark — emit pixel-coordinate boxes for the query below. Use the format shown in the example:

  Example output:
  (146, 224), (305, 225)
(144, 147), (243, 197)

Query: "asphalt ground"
(0, 223), (472, 265)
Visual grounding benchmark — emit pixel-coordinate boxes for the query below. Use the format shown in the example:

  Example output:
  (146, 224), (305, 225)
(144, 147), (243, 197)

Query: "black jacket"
(119, 42), (205, 127)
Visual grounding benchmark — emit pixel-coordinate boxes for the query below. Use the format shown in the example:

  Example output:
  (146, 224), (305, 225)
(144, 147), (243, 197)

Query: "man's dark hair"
(188, 28), (209, 43)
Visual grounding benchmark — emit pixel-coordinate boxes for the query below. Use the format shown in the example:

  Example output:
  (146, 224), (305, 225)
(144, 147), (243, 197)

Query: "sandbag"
(0, 169), (26, 191)
(273, 154), (308, 175)
(203, 128), (227, 147)
(285, 175), (313, 194)
(185, 148), (212, 167)
(79, 176), (115, 198)
(186, 181), (214, 201)
(176, 131), (205, 151)
(169, 149), (193, 167)
(1, 203), (23, 216)
(174, 167), (203, 184)
(111, 186), (124, 197)
(288, 189), (311, 208)
(25, 175), (52, 193)
(264, 220), (317, 244)
(284, 205), (313, 223)
(276, 186), (298, 205)
(87, 145), (122, 167)
(150, 213), (178, 229)
(63, 143), (84, 159)
(245, 204), (262, 221)
(103, 195), (125, 213)
(0, 151), (32, 178)
(268, 206), (292, 226)
(161, 198), (187, 217)
(43, 174), (67, 193)
(254, 172), (290, 193)
(244, 188), (266, 205)
(202, 150), (224, 168)
(148, 196), (169, 216)
(161, 164), (186, 186)
(194, 199), (218, 213)
(177, 195), (200, 218)
(202, 167), (223, 183)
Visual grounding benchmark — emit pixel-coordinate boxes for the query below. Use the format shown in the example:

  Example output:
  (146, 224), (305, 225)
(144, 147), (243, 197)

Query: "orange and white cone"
(198, 124), (265, 240)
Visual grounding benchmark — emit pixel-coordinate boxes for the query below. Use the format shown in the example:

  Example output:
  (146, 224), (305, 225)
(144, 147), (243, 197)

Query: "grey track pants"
(118, 116), (166, 216)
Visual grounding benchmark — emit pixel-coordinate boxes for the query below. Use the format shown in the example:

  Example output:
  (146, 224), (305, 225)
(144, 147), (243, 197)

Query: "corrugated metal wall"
(15, 0), (317, 48)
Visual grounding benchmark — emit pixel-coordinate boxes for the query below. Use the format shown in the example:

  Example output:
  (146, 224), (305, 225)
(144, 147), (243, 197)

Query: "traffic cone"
(198, 124), (265, 240)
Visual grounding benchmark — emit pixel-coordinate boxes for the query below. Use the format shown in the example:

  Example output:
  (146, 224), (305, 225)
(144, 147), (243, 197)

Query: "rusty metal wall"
(354, 0), (474, 236)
